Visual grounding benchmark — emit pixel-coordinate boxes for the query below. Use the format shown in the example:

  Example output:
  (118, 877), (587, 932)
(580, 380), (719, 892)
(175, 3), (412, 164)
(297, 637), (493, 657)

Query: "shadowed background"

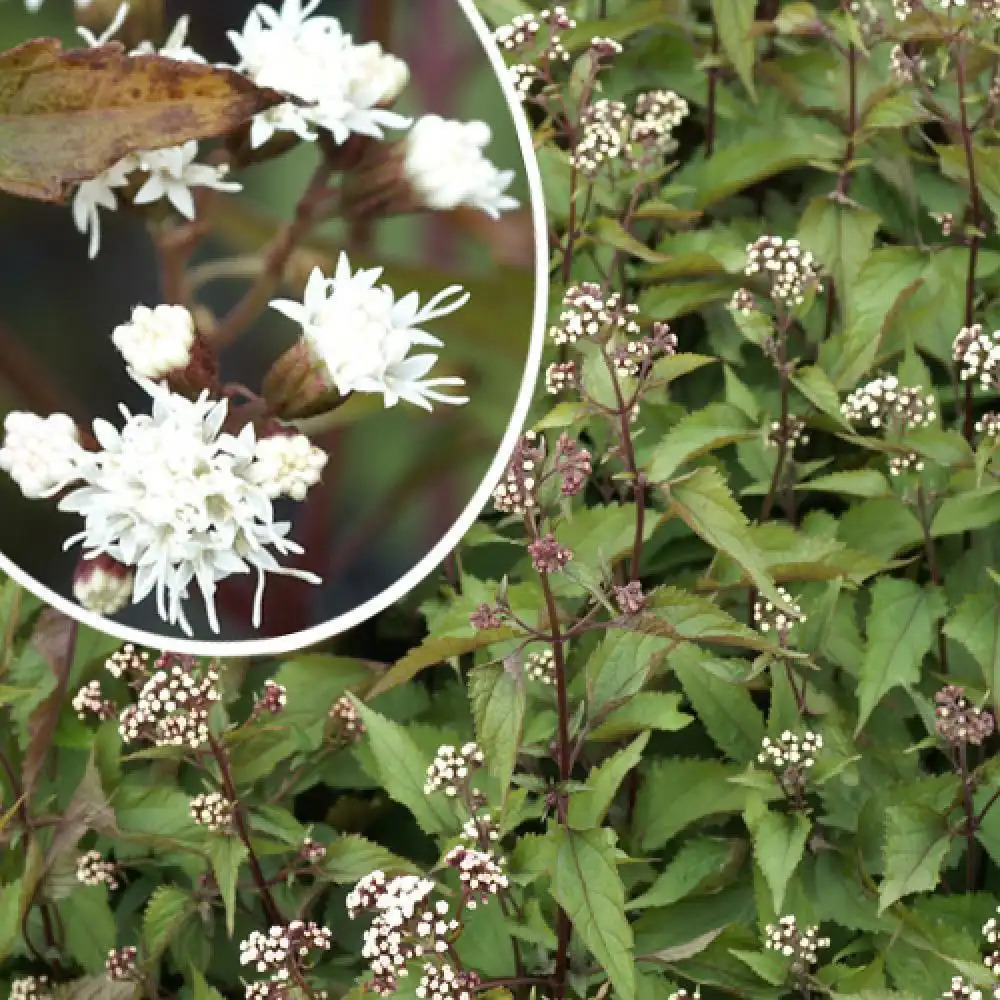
(0, 0), (538, 642)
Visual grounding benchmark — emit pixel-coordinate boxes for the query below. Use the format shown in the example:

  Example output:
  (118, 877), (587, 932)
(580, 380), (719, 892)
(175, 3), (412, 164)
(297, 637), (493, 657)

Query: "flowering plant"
(8, 0), (1000, 998)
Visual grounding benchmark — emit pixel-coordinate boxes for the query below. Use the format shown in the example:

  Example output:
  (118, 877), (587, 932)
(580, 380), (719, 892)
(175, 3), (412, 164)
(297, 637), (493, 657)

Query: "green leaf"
(746, 804), (811, 912)
(586, 632), (673, 715)
(550, 827), (634, 1000)
(797, 196), (881, 298)
(353, 700), (455, 834)
(590, 217), (670, 263)
(634, 759), (765, 849)
(189, 969), (225, 1000)
(0, 880), (21, 963)
(792, 364), (853, 429)
(855, 579), (946, 732)
(944, 593), (1000, 697)
(668, 466), (785, 609)
(648, 403), (755, 482)
(322, 834), (418, 883)
(468, 662), (526, 798)
(59, 885), (117, 974)
(878, 805), (950, 912)
(627, 838), (745, 911)
(143, 886), (196, 961)
(588, 692), (692, 741)
(207, 838), (248, 939)
(799, 469), (891, 498)
(272, 655), (374, 732)
(650, 353), (719, 384)
(711, 0), (757, 96)
(930, 488), (1000, 538)
(569, 732), (649, 829)
(670, 644), (766, 761)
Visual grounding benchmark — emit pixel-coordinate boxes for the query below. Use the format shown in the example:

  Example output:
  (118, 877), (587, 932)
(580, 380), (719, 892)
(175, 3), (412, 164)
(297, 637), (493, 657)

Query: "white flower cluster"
(300, 836), (327, 863)
(841, 375), (937, 433)
(492, 431), (544, 515)
(119, 659), (221, 749)
(667, 991), (701, 1000)
(347, 872), (458, 996)
(630, 89), (689, 167)
(729, 287), (756, 316)
(977, 412), (1000, 438)
(111, 304), (196, 380)
(525, 648), (556, 685)
(72, 679), (116, 721)
(443, 846), (508, 907)
(239, 921), (332, 987)
(403, 117), (519, 220)
(106, 946), (138, 981)
(744, 236), (818, 307)
(943, 978), (986, 1000)
(570, 99), (630, 176)
(549, 283), (641, 346)
(190, 791), (234, 831)
(768, 416), (809, 452)
(954, 324), (1000, 390)
(105, 643), (150, 679)
(76, 850), (119, 889)
(1, 367), (325, 634)
(330, 695), (366, 740)
(753, 587), (806, 635)
(416, 963), (481, 1000)
(890, 43), (924, 82)
(764, 916), (830, 973)
(253, 680), (288, 717)
(545, 361), (578, 395)
(494, 7), (576, 66)
(888, 451), (925, 477)
(935, 685), (995, 747)
(10, 977), (50, 1000)
(461, 812), (501, 846)
(270, 256), (470, 412)
(758, 731), (822, 795)
(424, 742), (485, 797)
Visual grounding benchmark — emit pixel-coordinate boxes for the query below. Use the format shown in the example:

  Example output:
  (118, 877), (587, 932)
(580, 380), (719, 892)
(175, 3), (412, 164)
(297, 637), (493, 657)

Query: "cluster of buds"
(461, 812), (501, 847)
(753, 587), (806, 636)
(729, 287), (756, 316)
(932, 211), (955, 237)
(744, 236), (819, 307)
(841, 375), (937, 433)
(614, 321), (678, 378)
(416, 963), (481, 1000)
(494, 7), (576, 62)
(10, 977), (50, 1000)
(469, 602), (505, 632)
(569, 99), (631, 177)
(492, 431), (545, 514)
(72, 679), (117, 721)
(444, 846), (508, 907)
(981, 909), (1000, 997)
(549, 283), (641, 346)
(768, 416), (809, 452)
(954, 325), (1000, 390)
(299, 837), (328, 865)
(614, 581), (648, 616)
(76, 850), (119, 889)
(667, 991), (701, 1000)
(888, 451), (925, 477)
(942, 978), (987, 1000)
(528, 532), (574, 574)
(251, 680), (288, 720)
(106, 946), (138, 981)
(239, 921), (332, 989)
(758, 731), (822, 796)
(329, 695), (366, 741)
(189, 792), (234, 832)
(764, 916), (830, 975)
(425, 743), (485, 797)
(935, 685), (995, 747)
(105, 644), (150, 679)
(889, 44), (924, 83)
(118, 655), (221, 749)
(347, 872), (458, 996)
(525, 649), (556, 685)
(628, 90), (689, 169)
(977, 412), (1000, 438)
(545, 361), (578, 395)
(554, 435), (592, 497)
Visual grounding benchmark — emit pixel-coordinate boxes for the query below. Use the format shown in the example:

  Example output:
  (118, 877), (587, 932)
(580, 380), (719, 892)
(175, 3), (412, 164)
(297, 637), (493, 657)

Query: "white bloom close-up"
(133, 141), (241, 221)
(249, 433), (328, 501)
(403, 115), (520, 219)
(71, 155), (137, 260)
(111, 304), (196, 378)
(0, 373), (328, 635)
(0, 411), (84, 499)
(270, 255), (470, 411)
(227, 0), (411, 149)
(131, 15), (207, 63)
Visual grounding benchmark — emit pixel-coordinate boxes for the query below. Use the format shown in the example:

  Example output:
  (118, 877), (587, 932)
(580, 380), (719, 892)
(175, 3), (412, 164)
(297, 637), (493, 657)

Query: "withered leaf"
(0, 38), (284, 202)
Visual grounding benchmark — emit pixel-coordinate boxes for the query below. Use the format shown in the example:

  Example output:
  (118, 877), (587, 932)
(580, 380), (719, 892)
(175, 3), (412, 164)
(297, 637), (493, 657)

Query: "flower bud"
(261, 340), (342, 420)
(73, 553), (134, 616)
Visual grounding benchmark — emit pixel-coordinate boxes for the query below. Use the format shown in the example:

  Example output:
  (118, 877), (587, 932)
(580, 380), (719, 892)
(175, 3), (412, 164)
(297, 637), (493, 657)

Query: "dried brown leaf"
(0, 38), (284, 202)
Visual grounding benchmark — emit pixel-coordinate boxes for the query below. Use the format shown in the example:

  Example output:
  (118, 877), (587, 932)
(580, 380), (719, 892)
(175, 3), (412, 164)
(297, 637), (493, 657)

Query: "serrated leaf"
(878, 805), (950, 912)
(468, 662), (526, 798)
(586, 632), (672, 715)
(712, 0), (757, 97)
(930, 488), (1000, 538)
(746, 806), (810, 912)
(569, 732), (649, 829)
(856, 579), (946, 732)
(0, 39), (281, 201)
(799, 469), (891, 498)
(322, 834), (419, 883)
(207, 838), (247, 939)
(944, 593), (1000, 696)
(352, 700), (455, 834)
(793, 365), (853, 428)
(59, 885), (116, 973)
(648, 403), (755, 482)
(797, 197), (881, 298)
(550, 827), (634, 1000)
(627, 838), (745, 911)
(143, 886), (196, 961)
(588, 692), (692, 741)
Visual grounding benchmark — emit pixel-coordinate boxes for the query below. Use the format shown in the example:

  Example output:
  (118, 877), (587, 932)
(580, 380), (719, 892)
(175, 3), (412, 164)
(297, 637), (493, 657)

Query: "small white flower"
(0, 411), (84, 499)
(133, 141), (240, 221)
(131, 15), (207, 63)
(403, 116), (519, 219)
(71, 155), (137, 259)
(76, 2), (128, 47)
(249, 433), (328, 501)
(270, 256), (470, 411)
(111, 304), (196, 378)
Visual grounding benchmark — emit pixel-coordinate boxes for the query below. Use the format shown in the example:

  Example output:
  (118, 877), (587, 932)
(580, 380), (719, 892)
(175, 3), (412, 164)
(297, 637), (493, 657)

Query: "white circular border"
(0, 0), (548, 657)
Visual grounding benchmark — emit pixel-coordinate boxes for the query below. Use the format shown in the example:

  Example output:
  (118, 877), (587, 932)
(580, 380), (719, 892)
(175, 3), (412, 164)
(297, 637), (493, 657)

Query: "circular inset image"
(0, 0), (546, 651)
